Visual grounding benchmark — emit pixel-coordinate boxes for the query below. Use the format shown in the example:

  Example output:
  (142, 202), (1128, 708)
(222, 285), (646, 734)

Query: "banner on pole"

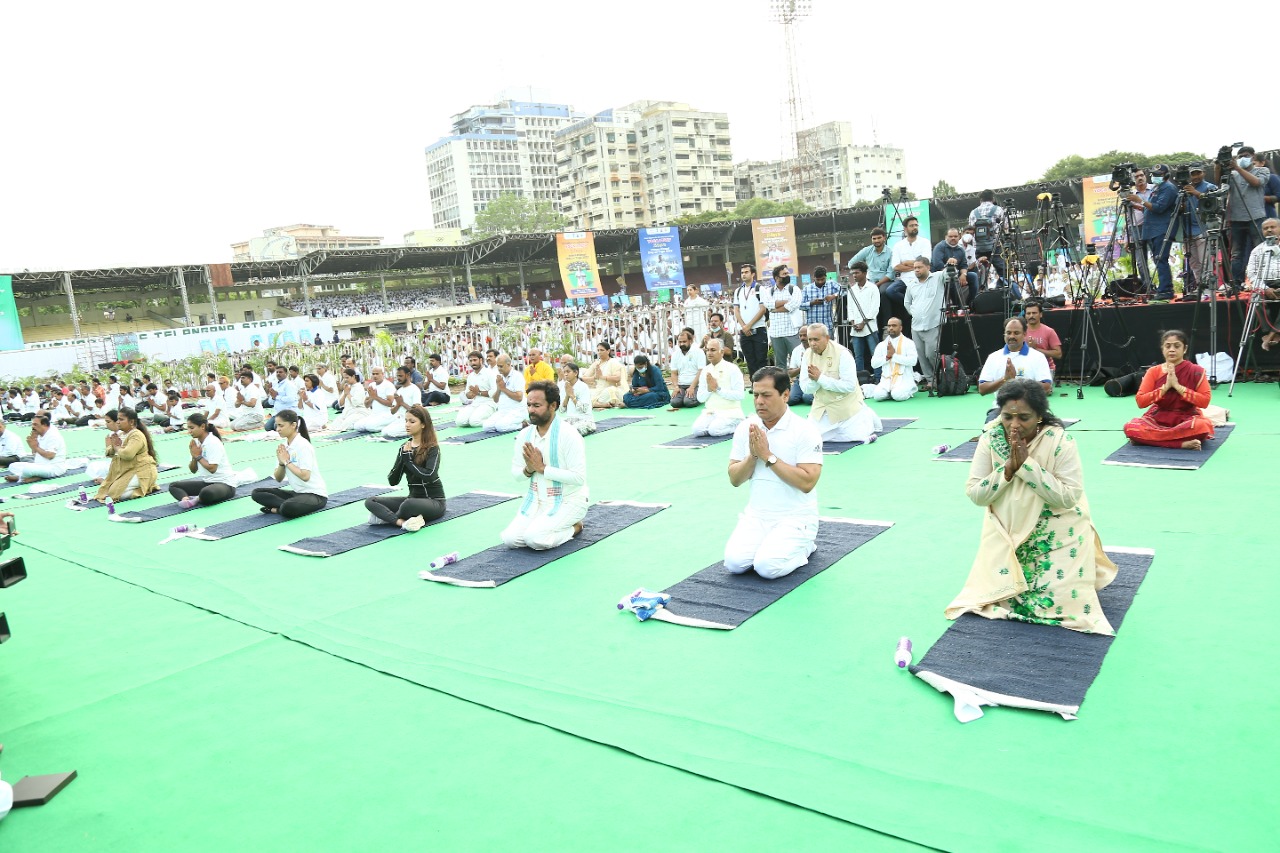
(751, 216), (798, 284)
(0, 275), (24, 352)
(1081, 175), (1124, 247)
(884, 199), (930, 242)
(556, 232), (604, 298)
(638, 227), (686, 291)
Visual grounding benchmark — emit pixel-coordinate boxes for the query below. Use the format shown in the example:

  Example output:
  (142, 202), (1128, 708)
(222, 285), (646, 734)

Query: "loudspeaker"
(1104, 370), (1144, 397)
(0, 556), (26, 588)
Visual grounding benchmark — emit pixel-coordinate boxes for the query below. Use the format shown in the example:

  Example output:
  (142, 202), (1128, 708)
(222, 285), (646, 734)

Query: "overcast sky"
(2, 0), (1269, 273)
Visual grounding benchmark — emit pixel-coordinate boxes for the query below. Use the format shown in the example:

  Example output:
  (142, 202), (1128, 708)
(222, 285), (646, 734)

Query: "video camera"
(1216, 142), (1244, 170)
(1109, 163), (1138, 192)
(1198, 184), (1230, 217)
(1173, 164), (1193, 187)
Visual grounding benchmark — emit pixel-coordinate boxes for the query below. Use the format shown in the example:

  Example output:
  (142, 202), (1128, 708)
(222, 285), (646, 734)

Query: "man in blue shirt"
(847, 227), (894, 327)
(802, 266), (839, 328)
(1180, 167), (1218, 294)
(931, 227), (975, 307)
(264, 365), (299, 432)
(1128, 164), (1179, 301)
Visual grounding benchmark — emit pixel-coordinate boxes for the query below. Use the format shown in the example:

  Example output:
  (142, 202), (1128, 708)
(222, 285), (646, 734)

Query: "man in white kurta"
(799, 324), (882, 443)
(327, 373), (369, 432)
(691, 339), (745, 437)
(724, 368), (825, 579)
(4, 416), (69, 482)
(455, 351), (498, 427)
(483, 354), (528, 433)
(501, 382), (589, 551)
(356, 367), (398, 433)
(864, 317), (919, 402)
(381, 367), (424, 439)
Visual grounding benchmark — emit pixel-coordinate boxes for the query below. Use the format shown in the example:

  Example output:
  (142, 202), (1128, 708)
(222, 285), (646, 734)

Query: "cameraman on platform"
(1180, 166), (1218, 293)
(1127, 165), (1178, 302)
(967, 190), (1006, 279)
(931, 227), (975, 307)
(1214, 145), (1270, 286)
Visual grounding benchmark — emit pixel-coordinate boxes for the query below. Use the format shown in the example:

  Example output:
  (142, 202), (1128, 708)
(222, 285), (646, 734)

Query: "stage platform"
(0, 388), (1274, 850)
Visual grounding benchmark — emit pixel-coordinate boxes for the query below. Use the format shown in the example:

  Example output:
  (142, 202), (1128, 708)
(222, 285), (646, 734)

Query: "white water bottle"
(430, 551), (459, 570)
(104, 496), (115, 515)
(895, 636), (913, 669)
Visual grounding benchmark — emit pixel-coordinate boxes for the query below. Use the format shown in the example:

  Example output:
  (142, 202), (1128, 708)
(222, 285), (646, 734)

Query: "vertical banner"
(0, 275), (24, 351)
(883, 199), (930, 242)
(1082, 175), (1123, 247)
(751, 216), (798, 284)
(208, 263), (234, 287)
(638, 227), (686, 291)
(556, 231), (604, 298)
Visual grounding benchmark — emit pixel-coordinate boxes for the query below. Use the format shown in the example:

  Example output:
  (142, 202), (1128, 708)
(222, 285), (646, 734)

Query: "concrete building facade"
(554, 107), (646, 231)
(231, 225), (383, 262)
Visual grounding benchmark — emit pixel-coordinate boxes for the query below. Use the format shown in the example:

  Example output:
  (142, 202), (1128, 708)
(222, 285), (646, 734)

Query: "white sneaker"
(401, 516), (426, 533)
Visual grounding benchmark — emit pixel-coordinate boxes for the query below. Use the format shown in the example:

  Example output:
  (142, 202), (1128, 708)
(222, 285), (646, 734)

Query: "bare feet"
(572, 521), (583, 538)
(1181, 439), (1203, 450)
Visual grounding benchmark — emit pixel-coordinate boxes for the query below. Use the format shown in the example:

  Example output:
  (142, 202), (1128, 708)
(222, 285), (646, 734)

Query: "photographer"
(1127, 165), (1178, 302)
(1180, 167), (1218, 291)
(931, 227), (976, 307)
(1123, 168), (1153, 290)
(1214, 145), (1270, 285)
(967, 191), (1007, 279)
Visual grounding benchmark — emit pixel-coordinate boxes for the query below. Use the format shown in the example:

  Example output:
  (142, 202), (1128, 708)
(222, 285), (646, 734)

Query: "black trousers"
(168, 479), (236, 506)
(0, 455), (18, 467)
(738, 328), (769, 382)
(364, 495), (447, 524)
(250, 487), (327, 519)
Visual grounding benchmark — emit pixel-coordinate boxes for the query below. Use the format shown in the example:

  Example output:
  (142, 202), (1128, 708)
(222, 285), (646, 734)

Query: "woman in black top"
(363, 404), (445, 532)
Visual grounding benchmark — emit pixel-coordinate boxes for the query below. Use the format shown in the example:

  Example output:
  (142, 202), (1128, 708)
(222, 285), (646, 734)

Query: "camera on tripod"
(1109, 163), (1138, 192)
(1173, 164), (1193, 187)
(1216, 142), (1244, 170)
(1198, 184), (1230, 216)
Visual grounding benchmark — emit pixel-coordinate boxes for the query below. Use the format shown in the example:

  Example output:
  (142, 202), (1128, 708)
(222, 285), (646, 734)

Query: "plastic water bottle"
(78, 487), (88, 504)
(895, 637), (913, 669)
(932, 444), (950, 455)
(429, 551), (459, 570)
(104, 496), (115, 515)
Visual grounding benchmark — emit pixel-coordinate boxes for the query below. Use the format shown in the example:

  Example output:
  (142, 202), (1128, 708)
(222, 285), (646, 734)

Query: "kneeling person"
(800, 323), (881, 443)
(501, 381), (589, 551)
(691, 338), (745, 437)
(724, 367), (824, 579)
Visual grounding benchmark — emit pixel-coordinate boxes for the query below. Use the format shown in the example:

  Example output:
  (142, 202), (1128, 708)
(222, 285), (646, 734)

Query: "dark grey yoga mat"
(587, 415), (650, 434)
(444, 427), (519, 445)
(188, 485), (393, 541)
(279, 490), (519, 557)
(656, 432), (732, 449)
(647, 518), (893, 629)
(420, 501), (667, 587)
(935, 418), (1080, 463)
(111, 478), (277, 522)
(1102, 423), (1233, 470)
(910, 548), (1153, 718)
(320, 430), (365, 442)
(822, 418), (916, 454)
(13, 464), (180, 500)
(0, 463), (88, 491)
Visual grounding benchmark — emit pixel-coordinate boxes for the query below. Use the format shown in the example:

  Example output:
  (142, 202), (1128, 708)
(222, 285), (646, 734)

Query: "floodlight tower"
(770, 0), (812, 161)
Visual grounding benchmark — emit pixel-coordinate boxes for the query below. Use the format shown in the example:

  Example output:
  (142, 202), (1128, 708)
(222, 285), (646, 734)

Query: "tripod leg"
(1228, 298), (1260, 396)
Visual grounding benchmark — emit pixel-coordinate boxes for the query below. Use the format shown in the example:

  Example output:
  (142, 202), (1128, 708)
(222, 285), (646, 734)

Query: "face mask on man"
(776, 274), (792, 286)
(1239, 157), (1254, 169)
(1152, 176), (1164, 185)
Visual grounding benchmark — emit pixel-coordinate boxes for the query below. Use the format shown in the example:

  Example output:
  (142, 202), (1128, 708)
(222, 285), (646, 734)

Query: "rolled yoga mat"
(111, 478), (277, 523)
(279, 490), (519, 557)
(187, 485), (393, 541)
(419, 500), (668, 588)
(822, 417), (916, 454)
(910, 547), (1154, 721)
(645, 517), (893, 630)
(1101, 423), (1234, 470)
(934, 418), (1080, 463)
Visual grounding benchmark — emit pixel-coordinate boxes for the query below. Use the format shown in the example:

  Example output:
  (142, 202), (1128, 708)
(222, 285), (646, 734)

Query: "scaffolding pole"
(204, 265), (218, 323)
(63, 271), (81, 337)
(174, 267), (192, 325)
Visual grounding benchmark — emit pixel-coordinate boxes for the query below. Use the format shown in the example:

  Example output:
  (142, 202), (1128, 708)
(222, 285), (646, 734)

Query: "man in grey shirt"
(1215, 144), (1270, 285)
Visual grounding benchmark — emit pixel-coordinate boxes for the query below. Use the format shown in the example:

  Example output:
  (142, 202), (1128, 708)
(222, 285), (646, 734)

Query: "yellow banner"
(556, 232), (604, 298)
(751, 216), (798, 284)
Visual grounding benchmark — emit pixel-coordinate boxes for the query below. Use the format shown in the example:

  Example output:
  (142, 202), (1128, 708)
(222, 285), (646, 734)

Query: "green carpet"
(3, 386), (1275, 850)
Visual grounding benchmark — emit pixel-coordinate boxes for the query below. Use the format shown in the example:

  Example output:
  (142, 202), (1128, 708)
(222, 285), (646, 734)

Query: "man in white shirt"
(864, 317), (919, 401)
(205, 378), (232, 430)
(691, 339), (746, 437)
(356, 366), (398, 433)
(733, 263), (770, 379)
(786, 324), (814, 405)
(423, 354), (451, 406)
(4, 415), (69, 483)
(327, 370), (370, 432)
(483, 354), (528, 433)
(456, 351), (498, 428)
(668, 328), (707, 409)
(231, 373), (266, 432)
(724, 366), (825, 579)
(904, 257), (947, 390)
(800, 324), (881, 443)
(844, 261), (882, 381)
(766, 264), (805, 368)
(0, 419), (24, 466)
(500, 380), (589, 551)
(978, 317), (1053, 420)
(886, 216), (933, 333)
(315, 364), (339, 411)
(682, 285), (710, 343)
(381, 366), (424, 439)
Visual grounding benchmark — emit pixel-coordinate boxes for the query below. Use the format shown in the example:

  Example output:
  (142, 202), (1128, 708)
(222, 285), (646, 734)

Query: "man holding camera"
(1215, 145), (1270, 286)
(1128, 165), (1179, 302)
(1180, 167), (1218, 293)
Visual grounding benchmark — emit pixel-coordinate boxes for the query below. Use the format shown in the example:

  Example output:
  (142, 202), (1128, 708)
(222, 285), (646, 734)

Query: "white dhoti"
(301, 408), (328, 433)
(327, 407), (367, 432)
(723, 511), (819, 580)
(86, 458), (112, 480)
(356, 411), (395, 433)
(231, 410), (265, 431)
(561, 413), (596, 436)
(813, 405), (882, 443)
(691, 411), (743, 437)
(381, 415), (409, 439)
(863, 380), (916, 402)
(483, 408), (526, 433)
(209, 413), (232, 431)
(6, 460), (69, 481)
(500, 494), (588, 551)
(455, 399), (497, 428)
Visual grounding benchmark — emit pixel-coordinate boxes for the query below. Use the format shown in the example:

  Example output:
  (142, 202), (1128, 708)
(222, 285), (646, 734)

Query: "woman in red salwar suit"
(1123, 329), (1214, 450)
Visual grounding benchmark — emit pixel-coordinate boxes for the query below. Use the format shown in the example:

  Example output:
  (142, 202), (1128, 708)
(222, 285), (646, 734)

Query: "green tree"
(932, 179), (958, 198)
(472, 193), (569, 237)
(672, 197), (812, 225)
(1040, 150), (1206, 182)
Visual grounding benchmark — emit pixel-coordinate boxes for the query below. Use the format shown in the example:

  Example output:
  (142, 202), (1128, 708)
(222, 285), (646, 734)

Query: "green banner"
(0, 275), (24, 352)
(884, 199), (931, 243)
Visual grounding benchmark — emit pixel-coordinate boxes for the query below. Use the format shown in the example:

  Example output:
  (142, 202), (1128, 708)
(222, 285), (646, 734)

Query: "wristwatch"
(766, 455), (778, 467)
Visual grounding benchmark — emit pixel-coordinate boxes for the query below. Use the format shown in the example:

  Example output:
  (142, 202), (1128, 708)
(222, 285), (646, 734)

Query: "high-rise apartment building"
(425, 98), (584, 231)
(634, 102), (736, 224)
(735, 121), (907, 210)
(554, 107), (646, 231)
